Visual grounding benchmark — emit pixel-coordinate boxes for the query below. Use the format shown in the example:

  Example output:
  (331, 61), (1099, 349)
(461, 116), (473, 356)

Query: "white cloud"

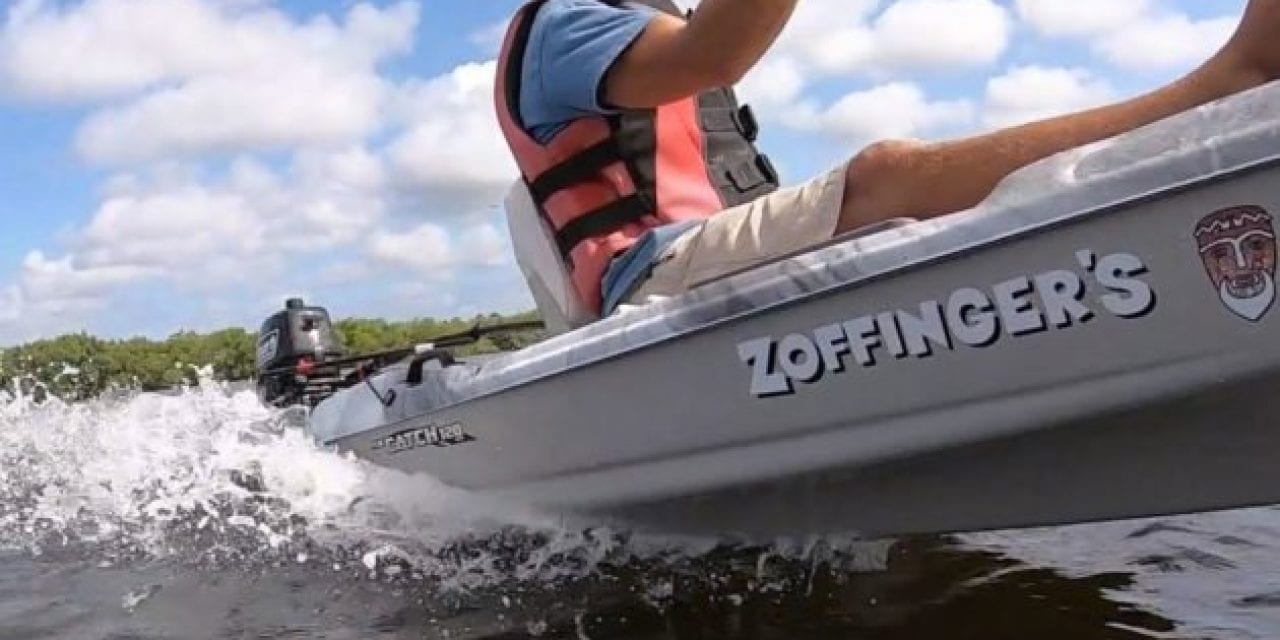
(769, 0), (878, 77)
(1015, 0), (1152, 39)
(457, 224), (511, 268)
(76, 182), (264, 270)
(2, 0), (418, 163)
(0, 143), (514, 340)
(468, 18), (510, 56)
(773, 0), (1009, 77)
(2, 0), (417, 101)
(0, 285), (22, 323)
(735, 0), (1008, 137)
(983, 65), (1115, 128)
(20, 251), (156, 309)
(0, 3), (539, 342)
(13, 145), (390, 312)
(1094, 13), (1236, 72)
(3, 0), (246, 101)
(868, 0), (1010, 72)
(76, 68), (389, 163)
(790, 82), (975, 146)
(0, 34), (533, 341)
(236, 148), (390, 253)
(317, 261), (374, 286)
(737, 55), (807, 113)
(387, 61), (518, 210)
(367, 223), (455, 273)
(0, 250), (159, 342)
(1014, 0), (1237, 73)
(366, 222), (508, 274)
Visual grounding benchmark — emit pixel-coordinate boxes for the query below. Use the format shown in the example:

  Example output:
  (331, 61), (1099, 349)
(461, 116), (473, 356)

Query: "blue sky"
(0, 0), (1247, 344)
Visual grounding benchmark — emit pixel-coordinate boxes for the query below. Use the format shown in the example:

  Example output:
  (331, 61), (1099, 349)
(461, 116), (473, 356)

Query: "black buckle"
(737, 105), (759, 142)
(727, 161), (765, 192)
(755, 153), (778, 186)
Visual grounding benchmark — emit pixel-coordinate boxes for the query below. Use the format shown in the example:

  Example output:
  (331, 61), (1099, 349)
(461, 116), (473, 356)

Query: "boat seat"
(504, 181), (598, 335)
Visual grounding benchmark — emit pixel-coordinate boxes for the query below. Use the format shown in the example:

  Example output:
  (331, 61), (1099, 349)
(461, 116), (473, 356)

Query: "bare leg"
(838, 0), (1280, 232)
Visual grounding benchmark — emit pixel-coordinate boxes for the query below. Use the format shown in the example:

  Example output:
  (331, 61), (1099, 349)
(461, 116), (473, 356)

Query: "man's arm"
(603, 0), (798, 109)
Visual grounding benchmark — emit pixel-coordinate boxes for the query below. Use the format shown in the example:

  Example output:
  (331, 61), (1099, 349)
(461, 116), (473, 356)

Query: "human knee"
(843, 138), (929, 220)
(847, 139), (926, 185)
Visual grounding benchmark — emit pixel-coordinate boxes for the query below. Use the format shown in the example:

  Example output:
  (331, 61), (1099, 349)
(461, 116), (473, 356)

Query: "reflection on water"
(530, 537), (1178, 640)
(0, 536), (1184, 639)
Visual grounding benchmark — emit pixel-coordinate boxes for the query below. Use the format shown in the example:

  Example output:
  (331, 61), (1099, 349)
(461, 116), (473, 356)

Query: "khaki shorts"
(625, 162), (848, 304)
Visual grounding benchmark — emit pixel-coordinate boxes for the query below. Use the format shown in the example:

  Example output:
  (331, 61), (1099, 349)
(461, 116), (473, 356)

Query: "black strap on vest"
(524, 136), (656, 257)
(504, 0), (547, 131)
(554, 194), (653, 256)
(527, 139), (622, 203)
(522, 134), (654, 257)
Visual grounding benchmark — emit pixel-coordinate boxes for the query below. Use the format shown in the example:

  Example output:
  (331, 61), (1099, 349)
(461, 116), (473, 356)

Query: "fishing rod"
(430, 319), (546, 349)
(258, 318), (547, 378)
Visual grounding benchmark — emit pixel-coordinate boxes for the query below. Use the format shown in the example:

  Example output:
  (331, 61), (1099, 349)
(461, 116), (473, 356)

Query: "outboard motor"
(255, 298), (346, 407)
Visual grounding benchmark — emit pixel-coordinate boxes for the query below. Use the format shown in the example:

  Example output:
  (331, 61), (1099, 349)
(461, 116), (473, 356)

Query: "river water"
(1, 380), (1277, 639)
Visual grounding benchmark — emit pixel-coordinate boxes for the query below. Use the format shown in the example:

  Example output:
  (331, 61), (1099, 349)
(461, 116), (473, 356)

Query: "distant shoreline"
(1, 311), (541, 401)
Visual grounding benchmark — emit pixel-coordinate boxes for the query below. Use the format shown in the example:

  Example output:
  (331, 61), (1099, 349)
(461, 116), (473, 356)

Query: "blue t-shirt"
(520, 0), (656, 143)
(518, 0), (700, 313)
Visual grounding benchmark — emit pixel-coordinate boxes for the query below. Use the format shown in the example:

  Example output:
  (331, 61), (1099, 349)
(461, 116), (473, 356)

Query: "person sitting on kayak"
(496, 0), (1280, 319)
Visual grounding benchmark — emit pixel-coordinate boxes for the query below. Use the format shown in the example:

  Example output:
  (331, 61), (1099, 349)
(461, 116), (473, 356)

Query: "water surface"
(0, 382), (1275, 638)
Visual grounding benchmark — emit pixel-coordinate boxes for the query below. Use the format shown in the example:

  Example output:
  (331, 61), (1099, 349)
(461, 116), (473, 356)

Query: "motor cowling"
(255, 298), (346, 407)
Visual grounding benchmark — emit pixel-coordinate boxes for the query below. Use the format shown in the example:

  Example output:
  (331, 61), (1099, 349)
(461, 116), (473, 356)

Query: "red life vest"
(494, 0), (779, 312)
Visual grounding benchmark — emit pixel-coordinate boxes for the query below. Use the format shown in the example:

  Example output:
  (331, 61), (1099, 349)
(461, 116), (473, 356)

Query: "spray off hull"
(310, 83), (1280, 538)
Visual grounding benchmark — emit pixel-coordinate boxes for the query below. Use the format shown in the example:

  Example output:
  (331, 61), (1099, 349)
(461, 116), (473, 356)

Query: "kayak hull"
(549, 358), (1280, 538)
(313, 82), (1280, 538)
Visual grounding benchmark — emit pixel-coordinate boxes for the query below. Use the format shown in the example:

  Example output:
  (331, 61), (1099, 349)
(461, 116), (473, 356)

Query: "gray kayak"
(308, 81), (1280, 539)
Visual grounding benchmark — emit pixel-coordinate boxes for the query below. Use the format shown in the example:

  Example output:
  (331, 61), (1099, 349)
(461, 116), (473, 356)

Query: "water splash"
(0, 375), (632, 590)
(0, 370), (907, 630)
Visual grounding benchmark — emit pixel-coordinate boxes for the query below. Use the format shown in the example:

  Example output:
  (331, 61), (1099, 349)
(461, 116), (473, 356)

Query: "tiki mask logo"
(1195, 205), (1277, 322)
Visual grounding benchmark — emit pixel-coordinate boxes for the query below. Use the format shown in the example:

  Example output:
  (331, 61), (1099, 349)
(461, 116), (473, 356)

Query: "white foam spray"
(0, 374), (638, 591)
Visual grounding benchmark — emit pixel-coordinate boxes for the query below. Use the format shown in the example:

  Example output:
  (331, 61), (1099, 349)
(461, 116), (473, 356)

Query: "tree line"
(0, 312), (544, 401)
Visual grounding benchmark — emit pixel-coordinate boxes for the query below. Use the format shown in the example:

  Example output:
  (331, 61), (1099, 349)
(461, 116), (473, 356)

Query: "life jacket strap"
(528, 138), (624, 203)
(554, 193), (654, 258)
